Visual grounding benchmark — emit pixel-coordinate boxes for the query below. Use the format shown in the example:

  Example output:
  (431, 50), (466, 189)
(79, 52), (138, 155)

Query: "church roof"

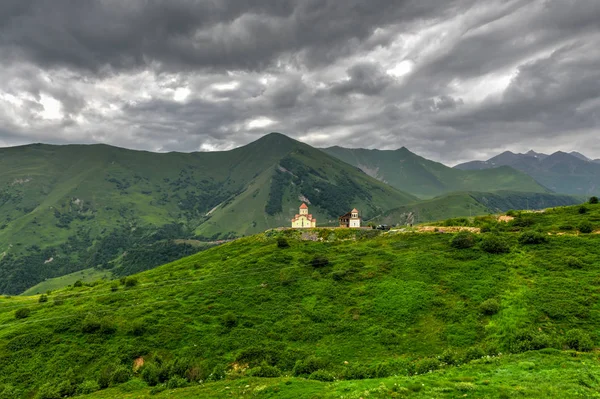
(352, 208), (359, 213)
(300, 203), (308, 209)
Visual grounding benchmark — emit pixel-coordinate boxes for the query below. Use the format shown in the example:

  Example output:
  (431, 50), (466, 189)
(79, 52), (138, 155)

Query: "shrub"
(124, 277), (139, 287)
(464, 347), (485, 362)
(518, 231), (548, 245)
(74, 280), (83, 287)
(293, 356), (328, 376)
(221, 312), (237, 328)
(310, 256), (329, 268)
(35, 383), (60, 399)
(579, 206), (588, 214)
(141, 364), (160, 386)
(308, 370), (335, 382)
(414, 358), (441, 374)
(480, 299), (500, 315)
(111, 283), (119, 292)
(590, 196), (599, 204)
(97, 365), (114, 389)
(579, 221), (593, 234)
(15, 307), (31, 319)
(480, 235), (510, 254)
(247, 363), (282, 378)
(110, 366), (132, 386)
(450, 232), (476, 249)
(38, 294), (48, 303)
(82, 314), (102, 333)
(276, 237), (290, 248)
(440, 349), (460, 366)
(166, 376), (188, 389)
(565, 256), (585, 269)
(0, 385), (21, 399)
(208, 364), (227, 381)
(76, 380), (100, 395)
(565, 329), (593, 352)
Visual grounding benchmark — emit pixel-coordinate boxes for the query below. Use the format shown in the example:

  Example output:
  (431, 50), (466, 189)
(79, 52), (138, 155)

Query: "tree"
(15, 307), (31, 319)
(579, 221), (593, 234)
(450, 231), (476, 249)
(590, 196), (599, 204)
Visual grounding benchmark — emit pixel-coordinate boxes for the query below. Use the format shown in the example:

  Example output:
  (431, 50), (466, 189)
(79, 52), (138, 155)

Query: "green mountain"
(455, 150), (600, 195)
(322, 146), (550, 198)
(372, 191), (584, 226)
(0, 133), (416, 294)
(1, 202), (599, 398)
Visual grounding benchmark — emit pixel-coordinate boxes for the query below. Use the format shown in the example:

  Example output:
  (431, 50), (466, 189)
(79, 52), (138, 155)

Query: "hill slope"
(322, 146), (549, 198)
(0, 133), (416, 294)
(455, 150), (600, 195)
(0, 202), (599, 398)
(372, 191), (584, 226)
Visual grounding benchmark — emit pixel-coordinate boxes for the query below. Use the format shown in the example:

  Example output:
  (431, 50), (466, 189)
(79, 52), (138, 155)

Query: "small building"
(339, 208), (361, 228)
(291, 203), (317, 228)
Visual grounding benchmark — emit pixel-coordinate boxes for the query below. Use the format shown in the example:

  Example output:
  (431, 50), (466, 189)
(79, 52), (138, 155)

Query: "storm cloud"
(0, 0), (599, 164)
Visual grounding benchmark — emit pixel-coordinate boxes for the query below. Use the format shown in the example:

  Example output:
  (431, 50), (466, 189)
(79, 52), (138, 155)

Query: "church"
(291, 203), (317, 228)
(339, 208), (361, 228)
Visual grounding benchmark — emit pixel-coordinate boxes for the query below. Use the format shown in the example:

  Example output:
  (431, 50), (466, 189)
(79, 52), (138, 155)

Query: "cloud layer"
(1, 0), (599, 164)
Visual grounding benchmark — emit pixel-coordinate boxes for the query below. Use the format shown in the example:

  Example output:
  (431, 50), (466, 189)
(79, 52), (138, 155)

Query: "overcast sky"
(1, 0), (599, 165)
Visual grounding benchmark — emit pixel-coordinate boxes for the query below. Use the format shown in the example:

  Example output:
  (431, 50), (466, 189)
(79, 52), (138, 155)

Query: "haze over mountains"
(455, 150), (600, 195)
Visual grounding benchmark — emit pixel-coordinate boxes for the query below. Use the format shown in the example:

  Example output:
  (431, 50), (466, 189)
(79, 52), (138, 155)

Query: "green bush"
(480, 235), (510, 254)
(565, 329), (593, 352)
(414, 358), (441, 374)
(480, 299), (500, 315)
(310, 256), (329, 268)
(565, 256), (585, 269)
(308, 370), (335, 382)
(166, 376), (188, 389)
(589, 196), (599, 204)
(110, 365), (132, 386)
(76, 380), (100, 395)
(450, 232), (476, 249)
(518, 231), (548, 245)
(221, 312), (237, 328)
(293, 356), (328, 376)
(15, 307), (30, 319)
(35, 383), (60, 399)
(579, 221), (593, 234)
(247, 362), (282, 378)
(208, 364), (227, 381)
(38, 294), (48, 303)
(74, 280), (83, 287)
(579, 206), (588, 214)
(82, 314), (102, 333)
(276, 237), (290, 248)
(0, 385), (21, 399)
(124, 277), (139, 287)
(464, 347), (485, 362)
(141, 364), (160, 386)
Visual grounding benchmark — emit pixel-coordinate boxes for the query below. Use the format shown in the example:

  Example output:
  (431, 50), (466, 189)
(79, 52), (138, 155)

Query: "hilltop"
(0, 133), (416, 294)
(455, 150), (600, 195)
(0, 201), (599, 398)
(322, 146), (549, 198)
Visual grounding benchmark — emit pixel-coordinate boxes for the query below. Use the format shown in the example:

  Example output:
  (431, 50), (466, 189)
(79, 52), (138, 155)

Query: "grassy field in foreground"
(20, 268), (113, 296)
(0, 202), (599, 398)
(80, 351), (600, 398)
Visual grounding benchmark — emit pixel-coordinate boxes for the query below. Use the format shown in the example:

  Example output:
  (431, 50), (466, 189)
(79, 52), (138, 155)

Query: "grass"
(20, 268), (112, 296)
(0, 203), (599, 398)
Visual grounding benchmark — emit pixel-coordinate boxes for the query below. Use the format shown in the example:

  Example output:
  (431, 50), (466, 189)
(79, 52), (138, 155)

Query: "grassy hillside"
(1, 202), (599, 398)
(372, 191), (583, 226)
(20, 268), (112, 296)
(0, 133), (416, 294)
(323, 146), (549, 198)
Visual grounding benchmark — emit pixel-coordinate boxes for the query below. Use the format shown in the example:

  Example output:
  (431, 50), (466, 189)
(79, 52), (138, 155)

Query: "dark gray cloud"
(0, 0), (599, 164)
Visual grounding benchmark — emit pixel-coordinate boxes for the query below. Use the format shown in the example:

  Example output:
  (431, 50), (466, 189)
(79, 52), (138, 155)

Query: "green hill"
(1, 202), (599, 398)
(0, 133), (416, 294)
(372, 191), (584, 226)
(322, 146), (550, 198)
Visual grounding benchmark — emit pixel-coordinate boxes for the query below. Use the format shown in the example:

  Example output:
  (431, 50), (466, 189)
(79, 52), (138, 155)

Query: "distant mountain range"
(322, 146), (550, 198)
(455, 150), (600, 195)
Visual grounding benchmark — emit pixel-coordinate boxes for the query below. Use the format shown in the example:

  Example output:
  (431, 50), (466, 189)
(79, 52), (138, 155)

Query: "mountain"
(372, 191), (583, 226)
(322, 146), (549, 198)
(455, 150), (600, 195)
(0, 133), (416, 294)
(1, 202), (599, 398)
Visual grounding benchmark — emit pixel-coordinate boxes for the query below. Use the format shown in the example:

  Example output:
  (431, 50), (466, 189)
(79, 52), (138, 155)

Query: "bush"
(518, 231), (548, 245)
(565, 329), (593, 352)
(35, 383), (60, 399)
(15, 307), (31, 319)
(247, 363), (282, 378)
(0, 385), (21, 399)
(480, 235), (510, 254)
(141, 364), (160, 386)
(74, 280), (83, 287)
(414, 358), (441, 374)
(82, 314), (102, 333)
(166, 376), (188, 389)
(464, 347), (485, 362)
(293, 356), (328, 376)
(38, 294), (48, 303)
(590, 196), (599, 204)
(480, 299), (500, 315)
(579, 221), (593, 234)
(221, 312), (237, 328)
(110, 366), (132, 386)
(308, 370), (335, 382)
(124, 277), (139, 287)
(276, 237), (290, 248)
(450, 232), (476, 249)
(565, 256), (585, 269)
(208, 364), (227, 381)
(579, 206), (588, 214)
(76, 380), (100, 395)
(310, 256), (329, 268)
